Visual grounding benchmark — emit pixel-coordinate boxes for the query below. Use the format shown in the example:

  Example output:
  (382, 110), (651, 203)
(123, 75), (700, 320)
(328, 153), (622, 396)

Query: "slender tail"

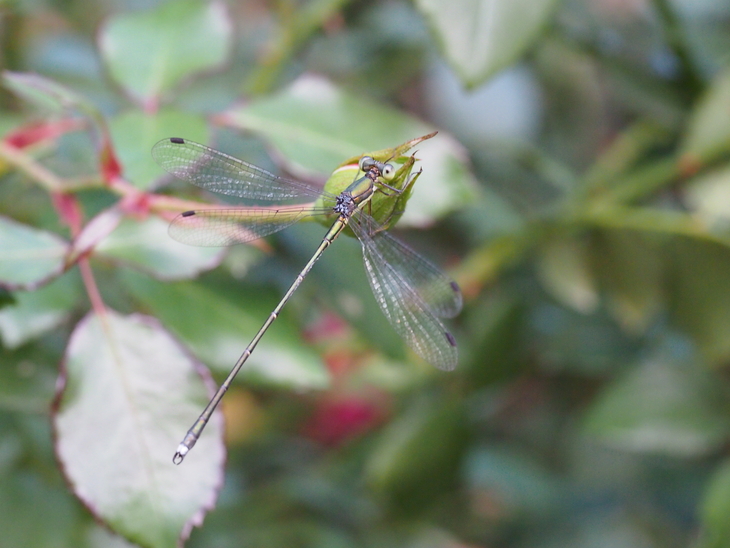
(173, 217), (348, 464)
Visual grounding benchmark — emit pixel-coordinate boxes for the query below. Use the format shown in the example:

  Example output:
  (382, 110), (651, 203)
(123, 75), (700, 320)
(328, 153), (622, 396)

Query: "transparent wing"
(169, 206), (330, 246)
(353, 220), (458, 371)
(152, 138), (328, 202)
(360, 229), (462, 318)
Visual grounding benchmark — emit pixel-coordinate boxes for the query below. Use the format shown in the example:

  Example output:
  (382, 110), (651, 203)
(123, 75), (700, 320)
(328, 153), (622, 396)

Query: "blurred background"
(2, 0), (730, 547)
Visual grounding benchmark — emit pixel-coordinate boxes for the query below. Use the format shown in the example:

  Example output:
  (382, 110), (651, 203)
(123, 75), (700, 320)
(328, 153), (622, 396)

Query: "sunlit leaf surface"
(54, 310), (225, 548)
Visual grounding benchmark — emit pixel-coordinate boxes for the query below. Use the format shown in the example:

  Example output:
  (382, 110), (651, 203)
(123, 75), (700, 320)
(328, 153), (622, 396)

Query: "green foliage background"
(2, 0), (730, 547)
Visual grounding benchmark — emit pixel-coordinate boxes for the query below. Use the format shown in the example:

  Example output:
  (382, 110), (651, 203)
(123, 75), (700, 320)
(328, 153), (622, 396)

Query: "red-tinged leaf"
(68, 208), (124, 263)
(100, 136), (123, 181)
(51, 192), (83, 233)
(53, 310), (225, 548)
(3, 119), (82, 149)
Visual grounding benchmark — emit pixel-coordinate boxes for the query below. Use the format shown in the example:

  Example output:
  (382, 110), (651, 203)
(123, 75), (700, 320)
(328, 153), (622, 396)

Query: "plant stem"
(0, 141), (64, 192)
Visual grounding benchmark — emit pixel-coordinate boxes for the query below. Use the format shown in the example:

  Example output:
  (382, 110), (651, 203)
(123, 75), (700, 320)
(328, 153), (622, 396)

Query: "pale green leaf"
(110, 109), (208, 189)
(2, 70), (98, 115)
(0, 216), (68, 289)
(680, 67), (730, 161)
(96, 216), (224, 280)
(684, 163), (730, 229)
(415, 0), (559, 87)
(0, 272), (80, 348)
(54, 310), (225, 548)
(99, 0), (232, 104)
(224, 75), (476, 227)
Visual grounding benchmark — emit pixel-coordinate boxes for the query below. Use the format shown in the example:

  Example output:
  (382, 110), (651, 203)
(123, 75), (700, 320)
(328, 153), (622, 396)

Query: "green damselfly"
(152, 136), (461, 464)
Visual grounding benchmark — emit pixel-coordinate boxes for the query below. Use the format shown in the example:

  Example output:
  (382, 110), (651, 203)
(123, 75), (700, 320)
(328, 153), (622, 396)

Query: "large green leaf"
(583, 357), (730, 457)
(99, 0), (232, 104)
(414, 0), (559, 87)
(96, 216), (224, 280)
(110, 108), (208, 189)
(121, 270), (330, 391)
(53, 309), (225, 548)
(223, 75), (476, 227)
(0, 215), (68, 290)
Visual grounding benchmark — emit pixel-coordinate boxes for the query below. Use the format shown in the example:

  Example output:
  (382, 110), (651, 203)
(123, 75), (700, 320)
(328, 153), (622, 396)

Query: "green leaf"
(2, 70), (98, 115)
(0, 471), (80, 548)
(591, 230), (663, 333)
(121, 270), (330, 391)
(680, 67), (730, 162)
(583, 357), (730, 457)
(224, 75), (476, 227)
(366, 397), (468, 511)
(0, 215), (68, 290)
(536, 236), (599, 314)
(53, 309), (225, 548)
(0, 272), (81, 348)
(99, 0), (232, 105)
(96, 216), (224, 280)
(698, 459), (730, 548)
(670, 238), (730, 364)
(414, 0), (559, 87)
(110, 109), (208, 189)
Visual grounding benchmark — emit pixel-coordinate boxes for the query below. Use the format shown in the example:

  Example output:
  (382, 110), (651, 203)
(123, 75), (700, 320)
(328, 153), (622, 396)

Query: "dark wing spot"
(181, 210), (196, 217)
(445, 331), (457, 347)
(170, 137), (185, 144)
(450, 281), (460, 293)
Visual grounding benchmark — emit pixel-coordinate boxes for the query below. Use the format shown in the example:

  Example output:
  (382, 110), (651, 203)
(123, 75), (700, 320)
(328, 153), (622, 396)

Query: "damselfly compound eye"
(382, 163), (395, 181)
(359, 156), (375, 172)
